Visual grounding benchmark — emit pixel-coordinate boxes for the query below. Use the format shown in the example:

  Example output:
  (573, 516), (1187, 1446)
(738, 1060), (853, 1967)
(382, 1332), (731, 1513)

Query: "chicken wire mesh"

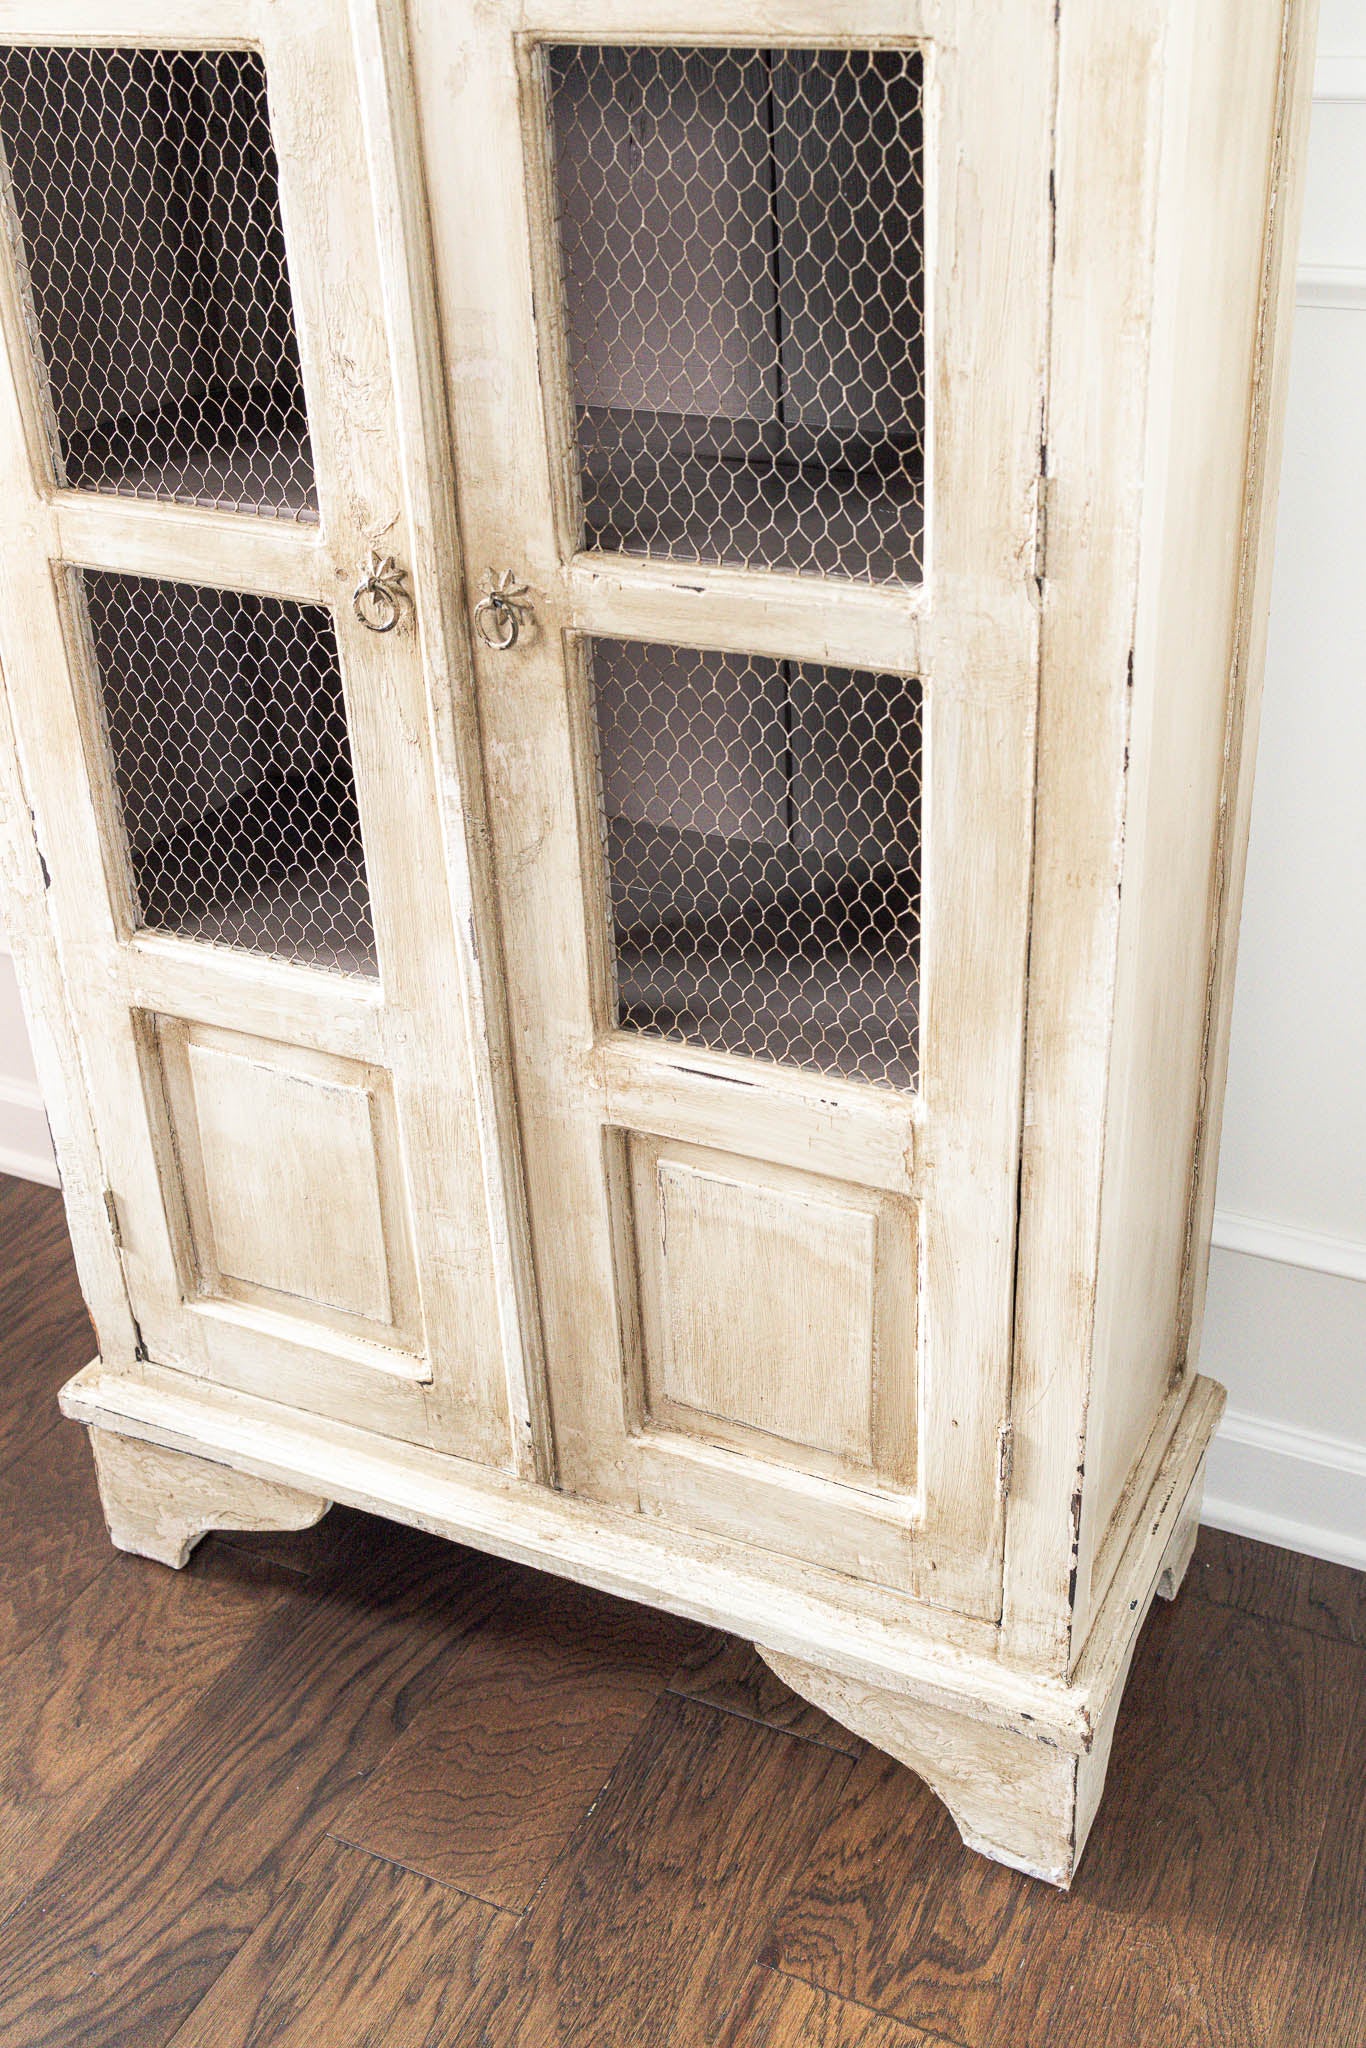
(589, 638), (921, 1090)
(82, 571), (376, 974)
(0, 44), (316, 517)
(546, 44), (925, 585)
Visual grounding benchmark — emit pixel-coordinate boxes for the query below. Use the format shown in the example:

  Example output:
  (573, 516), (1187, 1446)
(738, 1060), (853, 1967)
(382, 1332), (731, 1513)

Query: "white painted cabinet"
(0, 0), (1316, 1884)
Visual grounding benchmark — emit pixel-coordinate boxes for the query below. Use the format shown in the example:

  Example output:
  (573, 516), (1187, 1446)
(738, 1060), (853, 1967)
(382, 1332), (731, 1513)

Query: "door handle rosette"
(473, 569), (532, 651)
(352, 550), (411, 634)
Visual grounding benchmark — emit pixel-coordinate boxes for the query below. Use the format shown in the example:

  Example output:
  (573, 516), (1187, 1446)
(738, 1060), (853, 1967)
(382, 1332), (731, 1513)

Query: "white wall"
(0, 951), (56, 1185)
(0, 12), (1362, 1565)
(1199, 13), (1366, 1569)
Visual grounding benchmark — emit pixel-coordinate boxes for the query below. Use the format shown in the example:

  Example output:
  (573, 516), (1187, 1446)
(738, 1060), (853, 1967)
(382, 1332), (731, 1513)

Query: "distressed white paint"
(0, 0), (1325, 1885)
(89, 1427), (330, 1568)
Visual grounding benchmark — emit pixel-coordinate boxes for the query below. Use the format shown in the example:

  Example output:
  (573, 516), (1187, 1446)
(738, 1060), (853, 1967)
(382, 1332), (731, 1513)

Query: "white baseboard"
(0, 1073), (57, 1187)
(1297, 58), (1366, 309)
(1314, 53), (1366, 103)
(1211, 1209), (1366, 1283)
(0, 1140), (58, 1188)
(1203, 1409), (1366, 1572)
(1297, 263), (1366, 311)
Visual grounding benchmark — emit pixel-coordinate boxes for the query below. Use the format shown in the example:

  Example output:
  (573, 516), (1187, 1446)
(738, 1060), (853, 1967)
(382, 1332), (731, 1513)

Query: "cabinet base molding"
(760, 1461), (1206, 1887)
(88, 1426), (332, 1569)
(757, 1648), (1112, 1887)
(63, 1360), (1219, 1882)
(1154, 1456), (1204, 1603)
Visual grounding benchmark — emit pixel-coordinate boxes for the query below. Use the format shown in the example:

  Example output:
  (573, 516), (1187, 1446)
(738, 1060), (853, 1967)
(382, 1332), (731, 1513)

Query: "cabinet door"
(0, 2), (533, 1465)
(415, 0), (1053, 1616)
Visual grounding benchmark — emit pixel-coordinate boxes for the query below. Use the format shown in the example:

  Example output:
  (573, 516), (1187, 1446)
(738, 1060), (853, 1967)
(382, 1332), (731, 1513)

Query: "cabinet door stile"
(344, 0), (554, 1482)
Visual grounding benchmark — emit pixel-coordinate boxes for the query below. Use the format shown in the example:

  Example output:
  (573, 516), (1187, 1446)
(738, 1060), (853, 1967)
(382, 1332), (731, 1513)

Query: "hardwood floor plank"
(0, 1177), (93, 1475)
(0, 1415), (109, 1662)
(1189, 1526), (1365, 1646)
(0, 1179), (1362, 2047)
(0, 1523), (513, 2048)
(721, 1969), (948, 2046)
(668, 1631), (864, 1754)
(203, 1511), (355, 1581)
(1272, 1682), (1366, 2047)
(332, 1565), (708, 1909)
(760, 1746), (1025, 2046)
(0, 1289), (92, 1442)
(0, 1176), (79, 1318)
(164, 1837), (518, 2048)
(441, 1692), (854, 2048)
(765, 1594), (1360, 2047)
(1187, 1526), (1307, 1619)
(996, 1597), (1360, 2048)
(0, 1541), (298, 1922)
(1297, 1556), (1366, 1648)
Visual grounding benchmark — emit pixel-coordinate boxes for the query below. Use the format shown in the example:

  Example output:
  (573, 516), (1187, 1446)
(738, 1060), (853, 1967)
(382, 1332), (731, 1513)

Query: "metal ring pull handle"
(352, 550), (411, 634)
(473, 591), (519, 650)
(473, 569), (531, 652)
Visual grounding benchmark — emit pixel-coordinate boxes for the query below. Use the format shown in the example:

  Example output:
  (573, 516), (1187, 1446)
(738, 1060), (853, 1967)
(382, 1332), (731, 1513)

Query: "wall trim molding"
(1297, 262), (1366, 309)
(0, 1140), (58, 1188)
(0, 1071), (43, 1113)
(1314, 53), (1366, 102)
(1211, 1208), (1366, 1283)
(1219, 1406), (1366, 1480)
(1204, 1409), (1366, 1571)
(0, 1068), (57, 1186)
(1203, 1495), (1366, 1573)
(1297, 59), (1366, 307)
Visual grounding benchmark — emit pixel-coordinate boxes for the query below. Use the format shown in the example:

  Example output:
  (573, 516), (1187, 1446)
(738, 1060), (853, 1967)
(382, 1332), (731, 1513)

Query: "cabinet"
(0, 0), (1315, 1885)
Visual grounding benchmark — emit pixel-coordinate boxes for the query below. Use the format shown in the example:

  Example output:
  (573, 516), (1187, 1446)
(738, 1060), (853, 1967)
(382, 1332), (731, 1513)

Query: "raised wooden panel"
(654, 1159), (876, 1462)
(187, 1043), (392, 1325)
(628, 1134), (915, 1491)
(152, 1017), (424, 1368)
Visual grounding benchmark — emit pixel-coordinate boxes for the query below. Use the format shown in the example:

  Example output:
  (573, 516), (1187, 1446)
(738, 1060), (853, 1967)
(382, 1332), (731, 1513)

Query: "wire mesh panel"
(546, 44), (925, 584)
(589, 638), (921, 1089)
(0, 45), (316, 517)
(82, 571), (375, 974)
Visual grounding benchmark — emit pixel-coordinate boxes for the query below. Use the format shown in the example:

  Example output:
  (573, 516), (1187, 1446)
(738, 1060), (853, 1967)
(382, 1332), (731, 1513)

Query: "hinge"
(996, 1422), (1015, 1500)
(103, 1187), (122, 1250)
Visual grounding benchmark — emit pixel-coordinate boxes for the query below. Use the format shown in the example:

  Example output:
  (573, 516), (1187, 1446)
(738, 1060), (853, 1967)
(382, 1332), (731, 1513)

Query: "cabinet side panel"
(1000, 0), (1169, 1672)
(1078, 0), (1303, 1632)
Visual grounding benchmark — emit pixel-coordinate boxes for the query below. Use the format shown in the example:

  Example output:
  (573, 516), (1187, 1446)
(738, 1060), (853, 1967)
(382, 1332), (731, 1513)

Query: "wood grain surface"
(1276, 1684), (1366, 2048)
(163, 1839), (518, 2048)
(1, 1172), (1363, 2047)
(720, 1969), (944, 2047)
(991, 1595), (1361, 2048)
(762, 1747), (1027, 2043)
(0, 1510), (511, 2048)
(1188, 1524), (1366, 1646)
(668, 1629), (865, 1754)
(0, 1542), (298, 1921)
(419, 1692), (855, 2048)
(0, 1409), (108, 1658)
(331, 1566), (709, 1908)
(0, 1175), (93, 1474)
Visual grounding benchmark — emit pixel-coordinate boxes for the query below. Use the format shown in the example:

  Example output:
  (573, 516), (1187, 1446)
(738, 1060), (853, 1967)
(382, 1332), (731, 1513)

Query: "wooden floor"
(0, 1173), (1362, 2048)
